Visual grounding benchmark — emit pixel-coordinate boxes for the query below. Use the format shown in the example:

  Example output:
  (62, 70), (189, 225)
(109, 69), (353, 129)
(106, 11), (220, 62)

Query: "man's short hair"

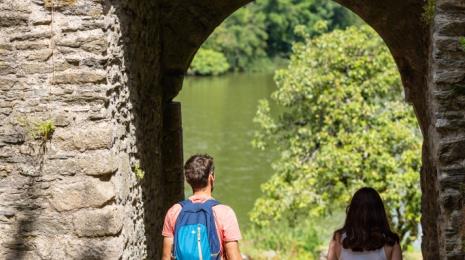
(184, 154), (215, 190)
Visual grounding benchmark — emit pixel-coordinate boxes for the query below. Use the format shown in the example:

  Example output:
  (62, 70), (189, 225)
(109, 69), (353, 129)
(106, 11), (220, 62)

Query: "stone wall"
(0, 0), (183, 259)
(430, 0), (465, 259)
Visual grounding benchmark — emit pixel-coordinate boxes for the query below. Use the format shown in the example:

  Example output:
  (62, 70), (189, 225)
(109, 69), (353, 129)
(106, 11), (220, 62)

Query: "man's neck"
(192, 188), (212, 198)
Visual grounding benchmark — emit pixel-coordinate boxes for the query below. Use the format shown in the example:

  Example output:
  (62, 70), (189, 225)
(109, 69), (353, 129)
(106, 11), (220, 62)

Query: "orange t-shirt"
(162, 194), (242, 256)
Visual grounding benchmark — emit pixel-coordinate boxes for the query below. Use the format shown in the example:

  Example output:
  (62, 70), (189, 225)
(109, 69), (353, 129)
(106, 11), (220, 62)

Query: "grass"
(33, 120), (55, 141)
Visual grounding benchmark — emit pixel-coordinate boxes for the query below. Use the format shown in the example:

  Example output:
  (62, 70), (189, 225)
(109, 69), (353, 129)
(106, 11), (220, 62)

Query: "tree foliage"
(188, 49), (230, 76)
(256, 0), (360, 55)
(202, 6), (268, 72)
(192, 0), (360, 74)
(250, 26), (422, 246)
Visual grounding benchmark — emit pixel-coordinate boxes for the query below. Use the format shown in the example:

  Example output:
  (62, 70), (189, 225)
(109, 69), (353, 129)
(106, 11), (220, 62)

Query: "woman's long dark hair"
(333, 187), (400, 251)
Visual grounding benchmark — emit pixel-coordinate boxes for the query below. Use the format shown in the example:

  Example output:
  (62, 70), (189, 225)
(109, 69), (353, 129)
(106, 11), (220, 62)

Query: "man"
(162, 154), (242, 260)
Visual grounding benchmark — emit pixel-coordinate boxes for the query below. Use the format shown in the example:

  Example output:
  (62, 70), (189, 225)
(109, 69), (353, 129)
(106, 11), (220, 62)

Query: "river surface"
(175, 73), (278, 228)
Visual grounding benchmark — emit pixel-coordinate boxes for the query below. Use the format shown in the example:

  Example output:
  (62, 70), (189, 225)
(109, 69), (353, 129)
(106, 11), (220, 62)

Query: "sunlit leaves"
(250, 26), (422, 246)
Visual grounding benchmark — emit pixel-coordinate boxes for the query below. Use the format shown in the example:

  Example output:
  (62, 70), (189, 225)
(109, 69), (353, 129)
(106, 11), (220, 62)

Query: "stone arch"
(160, 0), (438, 259)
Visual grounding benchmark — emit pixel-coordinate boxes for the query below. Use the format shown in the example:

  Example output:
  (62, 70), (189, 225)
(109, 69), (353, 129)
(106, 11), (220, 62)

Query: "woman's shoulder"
(383, 241), (402, 259)
(328, 232), (343, 260)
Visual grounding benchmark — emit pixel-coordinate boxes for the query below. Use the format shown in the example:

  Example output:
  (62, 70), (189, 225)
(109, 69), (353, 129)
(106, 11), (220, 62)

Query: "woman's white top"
(341, 247), (387, 260)
(340, 233), (387, 260)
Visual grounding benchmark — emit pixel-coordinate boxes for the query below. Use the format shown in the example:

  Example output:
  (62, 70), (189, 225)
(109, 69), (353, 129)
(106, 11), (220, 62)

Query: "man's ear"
(210, 173), (215, 182)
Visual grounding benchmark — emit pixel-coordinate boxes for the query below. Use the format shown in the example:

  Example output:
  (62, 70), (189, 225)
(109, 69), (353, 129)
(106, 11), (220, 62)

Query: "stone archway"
(0, 0), (463, 259)
(159, 0), (464, 259)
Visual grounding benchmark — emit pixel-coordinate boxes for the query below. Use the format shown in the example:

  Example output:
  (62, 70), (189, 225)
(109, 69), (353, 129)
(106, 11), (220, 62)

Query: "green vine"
(422, 0), (436, 25)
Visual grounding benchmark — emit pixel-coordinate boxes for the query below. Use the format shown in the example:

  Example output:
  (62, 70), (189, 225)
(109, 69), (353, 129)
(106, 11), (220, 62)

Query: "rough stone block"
(33, 235), (123, 260)
(52, 70), (106, 84)
(0, 13), (28, 27)
(0, 77), (17, 90)
(78, 151), (118, 176)
(63, 236), (123, 259)
(440, 189), (463, 211)
(49, 178), (115, 212)
(82, 38), (106, 54)
(14, 42), (49, 50)
(44, 0), (77, 8)
(438, 0), (465, 10)
(53, 124), (112, 151)
(19, 63), (53, 74)
(73, 205), (123, 237)
(439, 168), (465, 190)
(25, 49), (53, 61)
(0, 63), (15, 75)
(62, 20), (105, 33)
(437, 20), (465, 37)
(439, 138), (465, 164)
(10, 32), (50, 42)
(45, 151), (118, 176)
(0, 133), (25, 145)
(434, 70), (465, 84)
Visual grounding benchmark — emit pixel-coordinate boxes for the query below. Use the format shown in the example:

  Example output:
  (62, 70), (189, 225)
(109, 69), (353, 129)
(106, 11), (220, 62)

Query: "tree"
(202, 5), (268, 71)
(188, 49), (230, 76)
(193, 0), (361, 73)
(256, 0), (361, 55)
(250, 26), (422, 247)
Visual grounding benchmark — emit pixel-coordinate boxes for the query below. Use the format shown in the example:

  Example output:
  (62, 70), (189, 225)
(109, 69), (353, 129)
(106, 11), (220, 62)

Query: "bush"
(244, 218), (321, 259)
(189, 49), (230, 76)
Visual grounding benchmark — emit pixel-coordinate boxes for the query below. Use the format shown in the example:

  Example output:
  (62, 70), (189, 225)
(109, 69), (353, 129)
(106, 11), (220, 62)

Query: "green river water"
(175, 73), (278, 228)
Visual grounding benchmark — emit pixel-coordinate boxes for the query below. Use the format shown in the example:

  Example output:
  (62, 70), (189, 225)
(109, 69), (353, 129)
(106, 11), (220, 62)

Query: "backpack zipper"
(197, 224), (203, 260)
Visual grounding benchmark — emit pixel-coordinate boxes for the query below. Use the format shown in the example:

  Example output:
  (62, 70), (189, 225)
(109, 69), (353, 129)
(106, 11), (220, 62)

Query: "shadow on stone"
(108, 0), (184, 258)
(5, 134), (52, 259)
(6, 173), (43, 259)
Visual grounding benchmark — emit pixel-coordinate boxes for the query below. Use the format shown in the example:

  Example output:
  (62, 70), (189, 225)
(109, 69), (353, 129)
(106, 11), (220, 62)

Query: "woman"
(327, 187), (402, 260)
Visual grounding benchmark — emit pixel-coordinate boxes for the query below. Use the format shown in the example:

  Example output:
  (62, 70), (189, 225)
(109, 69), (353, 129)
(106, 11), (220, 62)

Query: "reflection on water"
(175, 73), (278, 228)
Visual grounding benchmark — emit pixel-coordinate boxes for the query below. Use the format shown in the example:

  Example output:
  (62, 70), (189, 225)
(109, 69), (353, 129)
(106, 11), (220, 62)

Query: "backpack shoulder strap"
(172, 199), (192, 258)
(202, 199), (220, 209)
(178, 199), (191, 208)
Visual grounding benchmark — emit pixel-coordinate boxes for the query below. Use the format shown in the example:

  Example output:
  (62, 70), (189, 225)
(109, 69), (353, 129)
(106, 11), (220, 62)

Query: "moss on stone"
(133, 163), (145, 180)
(422, 0), (436, 25)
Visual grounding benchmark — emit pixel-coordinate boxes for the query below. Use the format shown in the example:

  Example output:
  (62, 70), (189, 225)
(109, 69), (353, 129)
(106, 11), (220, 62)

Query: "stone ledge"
(73, 205), (123, 237)
(438, 138), (465, 165)
(51, 70), (107, 85)
(44, 150), (118, 176)
(53, 124), (113, 152)
(31, 235), (123, 259)
(49, 178), (115, 212)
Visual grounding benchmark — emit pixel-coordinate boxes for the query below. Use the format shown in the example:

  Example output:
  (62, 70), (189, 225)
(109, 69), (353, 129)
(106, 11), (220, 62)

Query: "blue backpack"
(172, 199), (221, 260)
